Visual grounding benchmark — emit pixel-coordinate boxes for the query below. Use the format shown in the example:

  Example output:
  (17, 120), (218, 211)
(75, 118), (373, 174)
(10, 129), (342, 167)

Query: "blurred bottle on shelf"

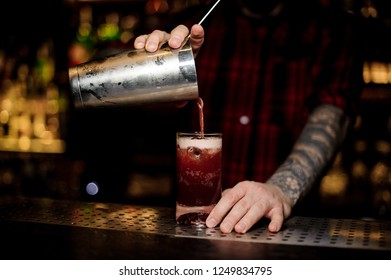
(370, 140), (391, 217)
(0, 38), (66, 153)
(68, 6), (97, 66)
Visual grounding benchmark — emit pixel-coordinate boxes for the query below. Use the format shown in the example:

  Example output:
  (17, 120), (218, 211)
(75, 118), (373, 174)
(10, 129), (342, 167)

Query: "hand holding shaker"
(68, 0), (222, 109)
(68, 39), (198, 108)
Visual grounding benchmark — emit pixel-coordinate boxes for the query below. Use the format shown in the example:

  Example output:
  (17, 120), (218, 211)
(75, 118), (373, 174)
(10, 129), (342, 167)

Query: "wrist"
(266, 173), (302, 206)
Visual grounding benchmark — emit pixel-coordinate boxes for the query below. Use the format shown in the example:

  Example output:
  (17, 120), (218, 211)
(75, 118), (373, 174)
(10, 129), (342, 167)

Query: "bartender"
(134, 0), (364, 234)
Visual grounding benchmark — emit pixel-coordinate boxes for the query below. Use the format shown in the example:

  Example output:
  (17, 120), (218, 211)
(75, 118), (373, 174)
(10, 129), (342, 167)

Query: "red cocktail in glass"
(176, 132), (222, 226)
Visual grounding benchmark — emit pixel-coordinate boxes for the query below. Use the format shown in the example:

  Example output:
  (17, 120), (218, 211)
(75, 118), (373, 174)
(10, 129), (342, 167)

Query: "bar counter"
(0, 196), (390, 260)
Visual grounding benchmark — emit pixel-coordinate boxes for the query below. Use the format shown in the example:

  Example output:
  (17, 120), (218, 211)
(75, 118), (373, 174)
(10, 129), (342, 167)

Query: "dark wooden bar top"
(0, 196), (390, 260)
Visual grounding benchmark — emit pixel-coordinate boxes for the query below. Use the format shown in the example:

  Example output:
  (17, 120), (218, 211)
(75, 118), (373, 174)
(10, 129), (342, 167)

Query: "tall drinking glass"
(176, 132), (222, 226)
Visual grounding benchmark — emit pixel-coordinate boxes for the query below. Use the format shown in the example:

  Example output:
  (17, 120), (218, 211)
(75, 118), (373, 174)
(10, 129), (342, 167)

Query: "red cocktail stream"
(197, 97), (204, 138)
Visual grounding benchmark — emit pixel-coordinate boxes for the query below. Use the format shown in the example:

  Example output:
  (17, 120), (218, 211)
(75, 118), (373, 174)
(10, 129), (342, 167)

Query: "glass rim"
(176, 132), (222, 137)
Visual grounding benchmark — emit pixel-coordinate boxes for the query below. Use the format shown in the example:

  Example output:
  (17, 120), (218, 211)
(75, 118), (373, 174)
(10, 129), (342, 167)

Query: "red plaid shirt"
(175, 2), (364, 189)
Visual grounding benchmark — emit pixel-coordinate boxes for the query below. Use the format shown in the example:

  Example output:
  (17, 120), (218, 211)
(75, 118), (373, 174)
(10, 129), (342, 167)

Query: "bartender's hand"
(134, 24), (204, 108)
(206, 181), (293, 233)
(134, 24), (204, 57)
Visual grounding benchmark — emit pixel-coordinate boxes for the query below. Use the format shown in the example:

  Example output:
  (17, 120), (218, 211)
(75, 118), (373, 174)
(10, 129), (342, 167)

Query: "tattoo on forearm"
(267, 104), (349, 205)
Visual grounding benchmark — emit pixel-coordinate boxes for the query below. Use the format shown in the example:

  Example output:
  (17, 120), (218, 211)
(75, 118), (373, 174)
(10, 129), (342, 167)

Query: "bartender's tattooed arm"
(266, 104), (349, 205)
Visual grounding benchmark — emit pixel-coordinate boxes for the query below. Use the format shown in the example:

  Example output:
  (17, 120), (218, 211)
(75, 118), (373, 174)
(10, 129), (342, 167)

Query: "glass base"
(176, 212), (209, 226)
(175, 204), (215, 226)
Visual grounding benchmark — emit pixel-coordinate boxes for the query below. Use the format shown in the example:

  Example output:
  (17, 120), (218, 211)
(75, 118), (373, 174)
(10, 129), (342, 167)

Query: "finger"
(145, 30), (170, 52)
(189, 24), (204, 57)
(206, 188), (245, 230)
(267, 207), (285, 233)
(133, 34), (149, 49)
(168, 24), (190, 48)
(233, 201), (270, 234)
(221, 188), (230, 196)
(190, 24), (204, 42)
(219, 198), (253, 233)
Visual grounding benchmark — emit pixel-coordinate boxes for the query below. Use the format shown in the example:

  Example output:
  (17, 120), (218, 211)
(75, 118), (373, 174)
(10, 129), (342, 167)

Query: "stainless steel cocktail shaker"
(68, 40), (198, 109)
